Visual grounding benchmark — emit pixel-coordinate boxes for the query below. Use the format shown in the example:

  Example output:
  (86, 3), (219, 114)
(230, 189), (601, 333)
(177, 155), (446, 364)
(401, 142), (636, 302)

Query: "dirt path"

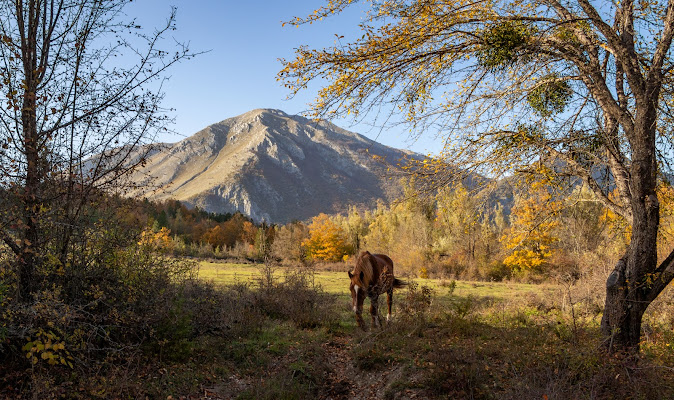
(198, 335), (425, 400)
(318, 336), (423, 400)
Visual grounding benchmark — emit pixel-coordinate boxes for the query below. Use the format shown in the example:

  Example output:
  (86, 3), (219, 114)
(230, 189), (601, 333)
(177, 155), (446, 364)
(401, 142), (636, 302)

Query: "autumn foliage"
(280, 0), (674, 351)
(502, 186), (561, 272)
(139, 227), (174, 251)
(302, 213), (350, 261)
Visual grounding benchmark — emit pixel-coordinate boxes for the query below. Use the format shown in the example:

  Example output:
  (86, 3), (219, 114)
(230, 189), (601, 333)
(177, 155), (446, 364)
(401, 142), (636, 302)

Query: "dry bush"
(565, 253), (615, 321)
(425, 257), (468, 280)
(398, 282), (434, 321)
(254, 263), (338, 329)
(2, 251), (197, 363)
(178, 280), (264, 338)
(0, 252), (339, 397)
(0, 243), (207, 397)
(483, 261), (512, 281)
(394, 248), (430, 277)
(312, 260), (349, 272)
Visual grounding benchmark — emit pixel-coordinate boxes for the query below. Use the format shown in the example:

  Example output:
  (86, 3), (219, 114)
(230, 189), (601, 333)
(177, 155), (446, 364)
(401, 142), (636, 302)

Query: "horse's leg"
(355, 296), (366, 331)
(370, 295), (380, 328)
(356, 308), (366, 330)
(386, 289), (393, 322)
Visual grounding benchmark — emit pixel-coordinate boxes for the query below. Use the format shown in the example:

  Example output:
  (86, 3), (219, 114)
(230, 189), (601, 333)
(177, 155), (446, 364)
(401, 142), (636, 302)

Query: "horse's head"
(348, 251), (374, 329)
(348, 269), (366, 314)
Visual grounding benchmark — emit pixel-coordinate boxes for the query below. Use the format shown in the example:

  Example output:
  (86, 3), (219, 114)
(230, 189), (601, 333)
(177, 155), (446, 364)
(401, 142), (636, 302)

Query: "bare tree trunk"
(601, 255), (651, 351)
(601, 95), (661, 352)
(17, 0), (41, 301)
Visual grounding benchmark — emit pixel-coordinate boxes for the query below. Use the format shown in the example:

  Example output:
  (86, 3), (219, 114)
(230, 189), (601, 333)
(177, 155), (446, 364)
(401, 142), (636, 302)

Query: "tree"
(556, 185), (619, 261)
(341, 205), (369, 254)
(221, 213), (248, 248)
(202, 225), (227, 250)
(139, 227), (174, 251)
(254, 224), (275, 261)
(0, 1), (192, 301)
(303, 213), (350, 262)
(363, 197), (433, 275)
(434, 185), (481, 263)
(271, 222), (308, 263)
(502, 184), (561, 273)
(241, 221), (258, 245)
(280, 0), (674, 351)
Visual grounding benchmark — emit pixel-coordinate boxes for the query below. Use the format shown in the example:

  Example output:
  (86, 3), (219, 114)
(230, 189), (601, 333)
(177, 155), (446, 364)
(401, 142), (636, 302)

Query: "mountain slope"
(129, 109), (416, 223)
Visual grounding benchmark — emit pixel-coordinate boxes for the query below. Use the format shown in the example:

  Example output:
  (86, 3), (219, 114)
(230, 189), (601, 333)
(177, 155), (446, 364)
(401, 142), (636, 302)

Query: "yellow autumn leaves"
(502, 187), (561, 272)
(302, 213), (351, 262)
(22, 328), (73, 368)
(138, 226), (173, 251)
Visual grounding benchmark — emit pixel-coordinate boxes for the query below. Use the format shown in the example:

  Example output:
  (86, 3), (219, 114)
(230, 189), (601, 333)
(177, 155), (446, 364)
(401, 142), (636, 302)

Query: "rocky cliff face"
(129, 109), (416, 223)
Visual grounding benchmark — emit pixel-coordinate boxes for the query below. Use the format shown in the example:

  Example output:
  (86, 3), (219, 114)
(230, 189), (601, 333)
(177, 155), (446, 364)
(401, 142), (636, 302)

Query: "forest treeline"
(133, 178), (674, 283)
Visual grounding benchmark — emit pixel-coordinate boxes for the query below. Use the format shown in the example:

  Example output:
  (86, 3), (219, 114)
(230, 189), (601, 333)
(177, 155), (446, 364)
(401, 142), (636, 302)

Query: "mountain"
(127, 109), (418, 223)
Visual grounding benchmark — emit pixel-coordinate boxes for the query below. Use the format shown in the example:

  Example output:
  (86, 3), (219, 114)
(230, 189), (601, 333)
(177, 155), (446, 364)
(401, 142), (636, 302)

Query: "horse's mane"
(353, 251), (375, 286)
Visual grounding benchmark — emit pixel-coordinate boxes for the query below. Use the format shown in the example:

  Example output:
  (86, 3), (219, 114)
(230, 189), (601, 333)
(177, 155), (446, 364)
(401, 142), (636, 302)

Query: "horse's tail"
(392, 278), (407, 289)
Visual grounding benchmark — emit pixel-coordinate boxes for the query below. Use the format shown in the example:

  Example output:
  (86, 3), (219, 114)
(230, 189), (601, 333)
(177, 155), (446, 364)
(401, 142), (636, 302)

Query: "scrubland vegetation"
(1, 182), (672, 398)
(5, 255), (674, 398)
(6, 162), (674, 398)
(0, 176), (672, 399)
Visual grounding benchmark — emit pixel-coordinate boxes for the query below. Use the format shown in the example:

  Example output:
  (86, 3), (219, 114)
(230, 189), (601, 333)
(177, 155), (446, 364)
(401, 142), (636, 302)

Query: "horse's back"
(372, 253), (393, 272)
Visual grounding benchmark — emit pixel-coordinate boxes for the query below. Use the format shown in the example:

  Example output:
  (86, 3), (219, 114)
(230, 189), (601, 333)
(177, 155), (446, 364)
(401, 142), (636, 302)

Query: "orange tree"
(138, 227), (174, 251)
(202, 225), (227, 250)
(303, 213), (351, 262)
(280, 0), (674, 353)
(502, 185), (561, 273)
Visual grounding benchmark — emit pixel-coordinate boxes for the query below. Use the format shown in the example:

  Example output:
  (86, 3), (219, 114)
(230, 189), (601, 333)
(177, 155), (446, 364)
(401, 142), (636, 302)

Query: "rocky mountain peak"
(128, 109), (415, 223)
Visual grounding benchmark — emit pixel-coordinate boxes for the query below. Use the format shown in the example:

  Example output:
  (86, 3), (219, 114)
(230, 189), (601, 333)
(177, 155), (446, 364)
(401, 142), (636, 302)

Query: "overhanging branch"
(540, 143), (633, 224)
(646, 246), (674, 303)
(0, 227), (20, 255)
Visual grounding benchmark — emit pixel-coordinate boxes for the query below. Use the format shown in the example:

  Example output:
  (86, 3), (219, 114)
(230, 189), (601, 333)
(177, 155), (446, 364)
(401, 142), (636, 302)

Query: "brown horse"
(348, 251), (406, 329)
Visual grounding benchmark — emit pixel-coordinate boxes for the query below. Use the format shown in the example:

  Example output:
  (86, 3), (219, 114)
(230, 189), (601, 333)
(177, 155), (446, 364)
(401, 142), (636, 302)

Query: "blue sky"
(127, 0), (442, 154)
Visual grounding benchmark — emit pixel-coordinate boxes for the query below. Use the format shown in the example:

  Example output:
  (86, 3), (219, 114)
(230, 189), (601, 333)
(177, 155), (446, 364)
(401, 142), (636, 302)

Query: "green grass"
(196, 261), (352, 296)
(184, 260), (674, 399)
(12, 259), (674, 398)
(196, 261), (263, 286)
(196, 260), (561, 301)
(447, 280), (560, 301)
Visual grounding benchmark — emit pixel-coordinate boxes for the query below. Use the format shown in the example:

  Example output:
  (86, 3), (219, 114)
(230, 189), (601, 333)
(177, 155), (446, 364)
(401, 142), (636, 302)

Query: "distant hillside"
(127, 109), (420, 223)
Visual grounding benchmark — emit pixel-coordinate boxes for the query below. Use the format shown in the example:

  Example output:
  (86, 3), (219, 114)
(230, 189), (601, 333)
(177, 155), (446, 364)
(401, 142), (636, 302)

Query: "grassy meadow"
(8, 259), (674, 398)
(174, 260), (674, 399)
(196, 260), (562, 301)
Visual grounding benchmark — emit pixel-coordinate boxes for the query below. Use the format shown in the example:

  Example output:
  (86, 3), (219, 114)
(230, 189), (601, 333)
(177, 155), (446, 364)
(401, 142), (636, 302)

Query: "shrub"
(485, 261), (512, 281)
(254, 263), (338, 329)
(398, 282), (434, 324)
(0, 238), (199, 366)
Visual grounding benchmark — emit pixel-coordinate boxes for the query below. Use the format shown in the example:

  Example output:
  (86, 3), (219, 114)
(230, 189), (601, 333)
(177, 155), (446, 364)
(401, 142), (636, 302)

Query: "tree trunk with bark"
(17, 0), (41, 301)
(601, 94), (669, 351)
